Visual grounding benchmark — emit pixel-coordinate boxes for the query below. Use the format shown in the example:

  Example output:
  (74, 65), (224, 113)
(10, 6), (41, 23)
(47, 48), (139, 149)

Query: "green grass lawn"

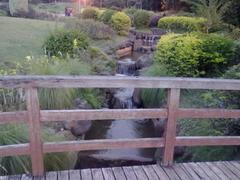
(0, 16), (62, 63)
(31, 2), (77, 14)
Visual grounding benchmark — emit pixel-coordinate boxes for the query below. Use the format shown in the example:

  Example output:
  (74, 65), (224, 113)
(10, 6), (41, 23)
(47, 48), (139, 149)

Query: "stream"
(76, 57), (157, 169)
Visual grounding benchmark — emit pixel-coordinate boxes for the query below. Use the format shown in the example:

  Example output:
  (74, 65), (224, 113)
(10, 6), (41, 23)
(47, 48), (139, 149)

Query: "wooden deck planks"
(142, 165), (159, 180)
(132, 166), (148, 180)
(122, 166), (137, 180)
(91, 169), (104, 180)
(112, 167), (126, 180)
(1, 161), (240, 180)
(81, 169), (92, 180)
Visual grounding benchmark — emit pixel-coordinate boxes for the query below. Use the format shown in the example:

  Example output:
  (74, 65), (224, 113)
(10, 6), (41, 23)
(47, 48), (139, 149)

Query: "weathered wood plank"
(0, 144), (30, 157)
(91, 169), (104, 180)
(163, 88), (180, 166)
(186, 163), (210, 179)
(8, 175), (22, 180)
(69, 170), (81, 180)
(33, 175), (45, 180)
(142, 165), (159, 180)
(230, 161), (240, 171)
(178, 109), (240, 119)
(205, 162), (229, 180)
(81, 169), (92, 180)
(26, 88), (44, 176)
(122, 166), (137, 180)
(222, 162), (240, 178)
(102, 168), (115, 180)
(43, 138), (164, 153)
(0, 111), (27, 125)
(1, 76), (240, 90)
(40, 109), (167, 122)
(112, 167), (126, 180)
(45, 171), (57, 180)
(0, 176), (9, 180)
(161, 166), (181, 180)
(179, 164), (201, 180)
(58, 170), (69, 180)
(196, 162), (220, 180)
(132, 166), (148, 180)
(151, 165), (170, 180)
(171, 164), (192, 180)
(175, 136), (240, 146)
(21, 174), (32, 180)
(214, 162), (238, 180)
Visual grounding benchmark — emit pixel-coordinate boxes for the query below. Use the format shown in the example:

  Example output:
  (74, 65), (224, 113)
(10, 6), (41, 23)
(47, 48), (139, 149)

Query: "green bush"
(43, 29), (89, 57)
(0, 9), (7, 16)
(65, 19), (115, 40)
(154, 33), (234, 77)
(81, 7), (99, 19)
(100, 9), (117, 24)
(111, 12), (131, 35)
(133, 10), (154, 28)
(158, 16), (207, 32)
(123, 8), (137, 23)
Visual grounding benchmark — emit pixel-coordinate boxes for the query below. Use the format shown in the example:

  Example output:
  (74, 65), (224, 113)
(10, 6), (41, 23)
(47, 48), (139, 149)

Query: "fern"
(182, 0), (232, 31)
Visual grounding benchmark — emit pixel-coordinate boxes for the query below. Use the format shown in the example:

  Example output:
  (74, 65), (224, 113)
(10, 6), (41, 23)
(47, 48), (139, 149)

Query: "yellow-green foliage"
(9, 0), (28, 16)
(81, 7), (99, 19)
(158, 16), (207, 32)
(111, 12), (131, 35)
(155, 33), (234, 77)
(133, 10), (154, 28)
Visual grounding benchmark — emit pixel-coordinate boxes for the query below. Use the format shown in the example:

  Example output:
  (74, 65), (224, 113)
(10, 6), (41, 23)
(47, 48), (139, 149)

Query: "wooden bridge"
(0, 76), (240, 179)
(1, 161), (240, 180)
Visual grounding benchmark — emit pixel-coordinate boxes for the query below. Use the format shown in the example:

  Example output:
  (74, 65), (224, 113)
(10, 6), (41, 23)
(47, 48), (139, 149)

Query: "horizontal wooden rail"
(0, 76), (239, 176)
(176, 136), (240, 146)
(0, 76), (240, 90)
(0, 144), (30, 157)
(43, 138), (165, 153)
(0, 111), (27, 124)
(40, 109), (167, 122)
(178, 109), (240, 119)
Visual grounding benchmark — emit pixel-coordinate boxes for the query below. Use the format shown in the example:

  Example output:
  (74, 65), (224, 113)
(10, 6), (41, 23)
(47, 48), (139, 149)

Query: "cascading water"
(76, 57), (156, 168)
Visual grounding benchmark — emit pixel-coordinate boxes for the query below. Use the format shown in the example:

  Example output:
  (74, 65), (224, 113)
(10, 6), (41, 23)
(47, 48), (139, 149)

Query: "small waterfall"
(116, 58), (136, 75)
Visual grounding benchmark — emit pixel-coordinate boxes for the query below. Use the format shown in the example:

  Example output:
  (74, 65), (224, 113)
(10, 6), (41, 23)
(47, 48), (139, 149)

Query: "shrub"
(81, 7), (99, 19)
(9, 0), (28, 16)
(43, 29), (89, 57)
(65, 19), (115, 40)
(0, 9), (7, 16)
(133, 10), (154, 28)
(158, 16), (207, 32)
(149, 14), (163, 28)
(100, 9), (117, 24)
(154, 33), (234, 77)
(123, 8), (137, 23)
(111, 12), (131, 35)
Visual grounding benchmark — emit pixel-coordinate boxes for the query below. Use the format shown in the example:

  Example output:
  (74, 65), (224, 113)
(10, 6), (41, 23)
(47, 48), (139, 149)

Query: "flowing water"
(76, 57), (156, 168)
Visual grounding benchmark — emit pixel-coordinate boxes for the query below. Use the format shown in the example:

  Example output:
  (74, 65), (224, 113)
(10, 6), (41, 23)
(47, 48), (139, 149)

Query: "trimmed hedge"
(100, 9), (117, 24)
(81, 7), (99, 19)
(158, 16), (207, 32)
(154, 33), (234, 77)
(111, 12), (131, 35)
(133, 10), (154, 28)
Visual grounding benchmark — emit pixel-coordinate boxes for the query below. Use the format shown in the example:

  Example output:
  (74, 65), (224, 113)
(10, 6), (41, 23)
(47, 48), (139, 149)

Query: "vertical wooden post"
(26, 88), (44, 176)
(163, 88), (180, 166)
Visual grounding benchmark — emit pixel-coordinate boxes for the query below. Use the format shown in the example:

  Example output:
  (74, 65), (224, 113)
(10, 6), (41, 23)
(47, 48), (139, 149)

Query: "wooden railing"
(0, 76), (240, 176)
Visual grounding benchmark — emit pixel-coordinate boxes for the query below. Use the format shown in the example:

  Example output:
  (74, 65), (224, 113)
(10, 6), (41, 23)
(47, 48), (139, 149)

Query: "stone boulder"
(135, 54), (153, 70)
